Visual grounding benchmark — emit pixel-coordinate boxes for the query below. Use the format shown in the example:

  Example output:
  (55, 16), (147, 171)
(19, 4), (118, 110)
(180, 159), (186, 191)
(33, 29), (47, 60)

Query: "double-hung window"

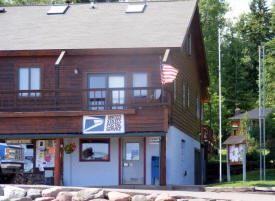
(18, 67), (41, 97)
(133, 72), (147, 97)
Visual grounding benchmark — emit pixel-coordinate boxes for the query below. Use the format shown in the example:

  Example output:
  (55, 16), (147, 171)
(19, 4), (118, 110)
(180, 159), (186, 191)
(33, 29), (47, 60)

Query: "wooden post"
(160, 136), (166, 186)
(226, 145), (231, 182)
(54, 138), (61, 186)
(243, 144), (246, 181)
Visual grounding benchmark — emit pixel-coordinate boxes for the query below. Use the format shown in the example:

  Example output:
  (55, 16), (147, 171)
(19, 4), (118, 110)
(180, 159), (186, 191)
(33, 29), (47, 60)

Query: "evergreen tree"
(237, 0), (273, 96)
(265, 2), (275, 108)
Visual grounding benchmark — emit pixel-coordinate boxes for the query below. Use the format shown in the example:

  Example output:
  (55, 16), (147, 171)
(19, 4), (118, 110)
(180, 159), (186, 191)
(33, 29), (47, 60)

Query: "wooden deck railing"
(0, 87), (168, 112)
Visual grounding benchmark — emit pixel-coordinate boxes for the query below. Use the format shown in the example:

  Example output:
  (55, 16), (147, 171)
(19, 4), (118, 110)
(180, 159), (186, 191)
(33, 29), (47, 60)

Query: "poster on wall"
(229, 144), (244, 165)
(36, 140), (55, 169)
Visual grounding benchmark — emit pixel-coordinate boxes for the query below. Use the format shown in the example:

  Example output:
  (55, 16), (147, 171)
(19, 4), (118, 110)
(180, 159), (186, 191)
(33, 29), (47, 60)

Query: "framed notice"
(36, 140), (55, 168)
(228, 144), (245, 165)
(83, 114), (125, 134)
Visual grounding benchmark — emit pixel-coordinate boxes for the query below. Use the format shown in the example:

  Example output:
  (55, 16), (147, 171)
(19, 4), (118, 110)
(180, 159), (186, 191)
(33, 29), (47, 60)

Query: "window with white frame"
(133, 72), (147, 97)
(183, 83), (186, 108)
(18, 67), (41, 97)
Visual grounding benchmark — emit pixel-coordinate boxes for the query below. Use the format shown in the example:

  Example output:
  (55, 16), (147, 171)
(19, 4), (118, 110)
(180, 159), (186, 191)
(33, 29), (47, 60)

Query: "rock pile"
(0, 186), (178, 201)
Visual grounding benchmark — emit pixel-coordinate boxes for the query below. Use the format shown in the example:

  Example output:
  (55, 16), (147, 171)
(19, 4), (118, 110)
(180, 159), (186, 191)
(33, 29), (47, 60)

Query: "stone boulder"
(26, 189), (42, 200)
(55, 192), (77, 201)
(75, 188), (102, 201)
(107, 192), (130, 201)
(42, 187), (63, 198)
(132, 195), (148, 201)
(146, 194), (158, 201)
(4, 186), (26, 199)
(35, 197), (55, 201)
(155, 194), (176, 201)
(0, 196), (9, 201)
(10, 198), (32, 201)
(88, 199), (109, 201)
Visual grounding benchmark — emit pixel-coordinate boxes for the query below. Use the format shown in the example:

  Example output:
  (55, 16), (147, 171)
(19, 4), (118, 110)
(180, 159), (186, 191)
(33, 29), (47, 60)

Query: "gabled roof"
(230, 108), (274, 120)
(0, 1), (197, 51)
(223, 135), (247, 145)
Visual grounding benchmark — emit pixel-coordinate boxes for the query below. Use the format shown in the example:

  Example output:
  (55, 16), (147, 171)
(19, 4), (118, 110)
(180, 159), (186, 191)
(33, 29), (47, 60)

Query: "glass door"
(88, 74), (106, 110)
(122, 138), (144, 184)
(108, 75), (125, 109)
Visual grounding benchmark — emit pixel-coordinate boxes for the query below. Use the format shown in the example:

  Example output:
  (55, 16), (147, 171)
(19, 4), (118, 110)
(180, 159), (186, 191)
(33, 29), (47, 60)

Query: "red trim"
(144, 137), (146, 185)
(79, 138), (110, 162)
(118, 137), (121, 185)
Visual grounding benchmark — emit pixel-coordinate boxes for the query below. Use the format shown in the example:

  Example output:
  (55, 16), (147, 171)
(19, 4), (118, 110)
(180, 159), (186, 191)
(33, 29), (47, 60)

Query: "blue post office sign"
(83, 114), (125, 134)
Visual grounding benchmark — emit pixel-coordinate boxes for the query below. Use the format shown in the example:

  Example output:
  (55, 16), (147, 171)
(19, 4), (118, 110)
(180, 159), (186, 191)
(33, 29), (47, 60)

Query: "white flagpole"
(259, 46), (262, 181)
(218, 28), (222, 183)
(263, 46), (266, 181)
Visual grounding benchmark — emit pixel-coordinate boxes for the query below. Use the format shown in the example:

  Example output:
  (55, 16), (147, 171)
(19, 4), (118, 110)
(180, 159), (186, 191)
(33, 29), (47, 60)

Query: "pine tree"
(237, 0), (273, 96)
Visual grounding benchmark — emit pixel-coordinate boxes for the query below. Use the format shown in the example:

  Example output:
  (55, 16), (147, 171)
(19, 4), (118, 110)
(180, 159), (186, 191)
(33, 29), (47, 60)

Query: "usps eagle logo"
(83, 115), (125, 134)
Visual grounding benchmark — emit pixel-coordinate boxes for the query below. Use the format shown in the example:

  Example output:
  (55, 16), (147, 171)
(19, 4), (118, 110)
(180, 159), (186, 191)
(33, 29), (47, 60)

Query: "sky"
(225, 0), (274, 20)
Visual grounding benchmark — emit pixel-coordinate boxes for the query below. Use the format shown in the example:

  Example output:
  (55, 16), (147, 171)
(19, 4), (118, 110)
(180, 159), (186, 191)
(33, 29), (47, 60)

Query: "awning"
(0, 132), (166, 139)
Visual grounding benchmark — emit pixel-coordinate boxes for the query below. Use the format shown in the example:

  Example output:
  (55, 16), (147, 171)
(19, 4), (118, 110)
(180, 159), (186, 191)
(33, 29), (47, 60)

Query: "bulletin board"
(35, 140), (55, 169)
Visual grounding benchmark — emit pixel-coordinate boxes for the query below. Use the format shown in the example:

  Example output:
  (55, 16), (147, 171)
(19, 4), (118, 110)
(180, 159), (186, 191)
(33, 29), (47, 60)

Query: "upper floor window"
(88, 73), (125, 110)
(185, 33), (191, 56)
(174, 80), (177, 101)
(196, 95), (201, 119)
(187, 85), (190, 108)
(18, 67), (41, 97)
(183, 83), (186, 108)
(133, 72), (147, 97)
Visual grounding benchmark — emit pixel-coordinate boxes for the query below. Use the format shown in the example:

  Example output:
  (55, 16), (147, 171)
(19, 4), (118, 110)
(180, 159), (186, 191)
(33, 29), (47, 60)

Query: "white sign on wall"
(148, 137), (160, 144)
(83, 114), (125, 134)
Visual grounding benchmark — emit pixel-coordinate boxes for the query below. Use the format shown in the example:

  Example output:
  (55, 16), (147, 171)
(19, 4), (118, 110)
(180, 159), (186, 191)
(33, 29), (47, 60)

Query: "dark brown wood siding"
(0, 109), (165, 134)
(0, 52), (167, 134)
(169, 10), (206, 141)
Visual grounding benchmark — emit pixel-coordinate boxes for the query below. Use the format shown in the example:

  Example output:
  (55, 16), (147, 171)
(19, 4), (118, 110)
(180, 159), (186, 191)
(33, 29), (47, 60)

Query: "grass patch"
(208, 169), (275, 187)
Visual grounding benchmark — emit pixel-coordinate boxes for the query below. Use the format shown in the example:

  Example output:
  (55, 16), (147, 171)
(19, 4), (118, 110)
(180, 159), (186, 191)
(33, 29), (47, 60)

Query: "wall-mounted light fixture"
(74, 68), (79, 75)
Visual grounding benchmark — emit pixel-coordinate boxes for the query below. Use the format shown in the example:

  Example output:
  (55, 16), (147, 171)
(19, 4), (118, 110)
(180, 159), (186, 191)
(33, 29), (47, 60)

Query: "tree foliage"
(199, 0), (274, 144)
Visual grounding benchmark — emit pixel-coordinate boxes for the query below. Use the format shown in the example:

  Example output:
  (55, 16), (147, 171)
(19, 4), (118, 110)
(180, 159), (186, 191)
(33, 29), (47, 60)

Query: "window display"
(80, 139), (110, 161)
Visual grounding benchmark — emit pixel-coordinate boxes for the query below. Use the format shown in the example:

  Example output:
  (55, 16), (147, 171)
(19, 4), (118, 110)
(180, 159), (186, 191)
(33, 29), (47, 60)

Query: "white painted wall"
(63, 138), (119, 186)
(145, 137), (160, 185)
(166, 126), (200, 185)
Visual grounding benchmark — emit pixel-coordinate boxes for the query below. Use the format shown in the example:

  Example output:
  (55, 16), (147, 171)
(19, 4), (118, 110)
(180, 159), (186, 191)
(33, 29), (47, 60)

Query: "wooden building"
(0, 1), (210, 186)
(230, 108), (273, 136)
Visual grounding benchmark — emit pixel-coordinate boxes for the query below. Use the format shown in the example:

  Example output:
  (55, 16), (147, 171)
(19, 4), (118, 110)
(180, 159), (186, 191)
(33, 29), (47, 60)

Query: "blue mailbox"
(151, 156), (160, 185)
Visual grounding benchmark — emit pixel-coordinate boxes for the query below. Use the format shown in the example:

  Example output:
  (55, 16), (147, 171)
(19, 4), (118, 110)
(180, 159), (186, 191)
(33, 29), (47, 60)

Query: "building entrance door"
(121, 138), (144, 184)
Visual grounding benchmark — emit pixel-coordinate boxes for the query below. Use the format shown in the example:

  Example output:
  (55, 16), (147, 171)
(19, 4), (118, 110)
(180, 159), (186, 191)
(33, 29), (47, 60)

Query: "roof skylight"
(47, 4), (69, 15)
(126, 3), (146, 13)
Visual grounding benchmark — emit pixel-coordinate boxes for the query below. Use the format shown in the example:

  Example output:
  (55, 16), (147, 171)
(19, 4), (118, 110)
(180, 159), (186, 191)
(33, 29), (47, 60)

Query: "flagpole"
(218, 28), (222, 183)
(258, 46), (262, 181)
(263, 46), (266, 181)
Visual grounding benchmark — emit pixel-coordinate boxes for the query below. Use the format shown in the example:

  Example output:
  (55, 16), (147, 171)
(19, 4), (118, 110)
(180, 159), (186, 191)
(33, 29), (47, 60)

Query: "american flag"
(161, 63), (179, 85)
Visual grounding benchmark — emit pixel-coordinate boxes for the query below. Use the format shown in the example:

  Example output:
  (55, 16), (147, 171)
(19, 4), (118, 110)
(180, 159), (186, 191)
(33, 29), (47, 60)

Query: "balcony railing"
(0, 87), (168, 112)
